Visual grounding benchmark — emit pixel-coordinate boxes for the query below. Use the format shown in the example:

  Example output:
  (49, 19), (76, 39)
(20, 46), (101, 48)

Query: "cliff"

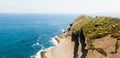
(40, 15), (120, 58)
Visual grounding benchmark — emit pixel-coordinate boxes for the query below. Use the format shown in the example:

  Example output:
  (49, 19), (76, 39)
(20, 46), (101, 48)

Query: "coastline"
(38, 27), (82, 58)
(35, 33), (61, 58)
(36, 15), (120, 58)
(34, 29), (66, 58)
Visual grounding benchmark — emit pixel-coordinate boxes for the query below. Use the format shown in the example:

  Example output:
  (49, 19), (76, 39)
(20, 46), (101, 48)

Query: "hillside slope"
(40, 15), (120, 58)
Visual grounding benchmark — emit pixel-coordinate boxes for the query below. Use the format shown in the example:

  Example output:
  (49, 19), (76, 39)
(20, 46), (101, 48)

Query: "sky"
(0, 0), (120, 14)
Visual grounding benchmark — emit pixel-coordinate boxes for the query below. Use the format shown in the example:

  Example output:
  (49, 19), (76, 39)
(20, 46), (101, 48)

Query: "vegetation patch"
(95, 48), (107, 56)
(115, 40), (120, 53)
(73, 16), (120, 39)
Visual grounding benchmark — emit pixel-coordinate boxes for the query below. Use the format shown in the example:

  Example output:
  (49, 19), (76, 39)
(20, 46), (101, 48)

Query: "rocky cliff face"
(40, 15), (120, 58)
(86, 35), (120, 58)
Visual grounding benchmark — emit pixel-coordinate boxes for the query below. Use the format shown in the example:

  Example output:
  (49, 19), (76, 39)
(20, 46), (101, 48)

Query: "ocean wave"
(32, 35), (42, 47)
(32, 42), (44, 49)
(61, 29), (65, 32)
(30, 35), (44, 58)
(31, 36), (58, 58)
(31, 42), (44, 58)
(31, 29), (64, 58)
(49, 36), (58, 46)
(32, 42), (40, 47)
(33, 46), (55, 58)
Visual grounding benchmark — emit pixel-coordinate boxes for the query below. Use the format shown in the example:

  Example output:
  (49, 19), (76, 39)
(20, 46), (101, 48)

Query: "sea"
(0, 14), (79, 58)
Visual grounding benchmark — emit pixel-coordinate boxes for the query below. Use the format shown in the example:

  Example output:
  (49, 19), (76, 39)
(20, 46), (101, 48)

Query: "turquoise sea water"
(0, 14), (78, 58)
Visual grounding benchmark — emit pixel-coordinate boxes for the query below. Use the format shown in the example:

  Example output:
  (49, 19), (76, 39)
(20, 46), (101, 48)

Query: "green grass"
(95, 48), (107, 56)
(116, 40), (120, 47)
(115, 40), (120, 53)
(74, 15), (92, 22)
(73, 16), (120, 39)
(74, 19), (92, 33)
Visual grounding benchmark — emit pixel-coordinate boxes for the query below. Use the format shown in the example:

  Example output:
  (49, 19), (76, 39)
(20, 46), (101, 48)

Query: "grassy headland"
(73, 15), (120, 39)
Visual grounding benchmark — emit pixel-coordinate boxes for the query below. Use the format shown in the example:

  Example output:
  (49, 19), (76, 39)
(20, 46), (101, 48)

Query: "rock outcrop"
(40, 15), (120, 58)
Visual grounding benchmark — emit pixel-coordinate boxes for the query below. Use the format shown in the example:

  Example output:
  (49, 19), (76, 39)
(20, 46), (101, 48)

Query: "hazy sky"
(0, 0), (120, 14)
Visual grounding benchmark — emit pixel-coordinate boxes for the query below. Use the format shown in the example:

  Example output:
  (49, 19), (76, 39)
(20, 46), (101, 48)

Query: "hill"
(40, 15), (120, 58)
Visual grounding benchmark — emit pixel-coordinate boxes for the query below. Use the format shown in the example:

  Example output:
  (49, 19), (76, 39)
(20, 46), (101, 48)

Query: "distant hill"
(78, 12), (120, 18)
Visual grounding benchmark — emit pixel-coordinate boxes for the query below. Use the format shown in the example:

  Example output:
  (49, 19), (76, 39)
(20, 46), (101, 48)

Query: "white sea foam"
(49, 36), (58, 45)
(31, 44), (44, 58)
(32, 35), (42, 47)
(37, 35), (42, 42)
(61, 29), (65, 32)
(31, 46), (55, 58)
(32, 36), (59, 58)
(35, 50), (42, 58)
(35, 46), (55, 58)
(55, 36), (58, 38)
(32, 42), (44, 49)
(31, 30), (62, 58)
(30, 50), (42, 58)
(32, 42), (40, 47)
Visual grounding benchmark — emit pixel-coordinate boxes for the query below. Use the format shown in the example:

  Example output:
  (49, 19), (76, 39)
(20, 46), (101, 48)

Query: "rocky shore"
(40, 15), (120, 58)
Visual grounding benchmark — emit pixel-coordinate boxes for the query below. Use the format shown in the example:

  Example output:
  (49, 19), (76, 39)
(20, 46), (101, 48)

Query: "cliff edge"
(40, 15), (120, 58)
